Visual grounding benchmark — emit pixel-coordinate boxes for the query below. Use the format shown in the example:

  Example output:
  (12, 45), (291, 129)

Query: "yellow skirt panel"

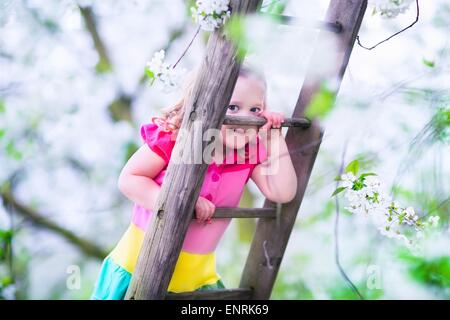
(108, 223), (221, 292)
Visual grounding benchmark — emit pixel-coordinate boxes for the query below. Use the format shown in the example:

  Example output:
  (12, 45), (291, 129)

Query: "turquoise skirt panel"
(91, 257), (226, 300)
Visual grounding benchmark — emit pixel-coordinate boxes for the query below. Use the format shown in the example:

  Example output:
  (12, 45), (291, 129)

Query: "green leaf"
(0, 181), (11, 194)
(0, 100), (5, 113)
(6, 140), (23, 160)
(145, 67), (155, 79)
(224, 15), (248, 62)
(398, 251), (450, 291)
(265, 0), (287, 15)
(0, 128), (5, 140)
(1, 276), (12, 287)
(185, 0), (196, 17)
(431, 107), (450, 143)
(301, 200), (335, 227)
(352, 179), (364, 191)
(352, 153), (378, 172)
(371, 7), (377, 16)
(328, 281), (383, 300)
(331, 186), (346, 197)
(422, 58), (435, 68)
(0, 229), (13, 241)
(43, 19), (58, 32)
(360, 173), (377, 185)
(95, 58), (113, 74)
(305, 83), (336, 119)
(345, 160), (360, 175)
(360, 173), (377, 179)
(123, 141), (138, 163)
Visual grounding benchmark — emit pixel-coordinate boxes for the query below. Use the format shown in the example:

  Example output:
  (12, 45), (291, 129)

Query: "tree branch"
(108, 23), (188, 122)
(79, 6), (113, 73)
(334, 141), (364, 299)
(356, 0), (420, 50)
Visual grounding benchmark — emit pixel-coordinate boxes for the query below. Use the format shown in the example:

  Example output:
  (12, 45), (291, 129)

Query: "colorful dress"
(91, 122), (267, 299)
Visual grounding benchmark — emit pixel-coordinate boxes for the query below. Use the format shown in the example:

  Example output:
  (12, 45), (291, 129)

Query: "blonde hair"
(152, 63), (267, 132)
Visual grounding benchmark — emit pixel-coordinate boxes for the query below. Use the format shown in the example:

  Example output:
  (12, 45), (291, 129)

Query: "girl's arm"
(117, 144), (166, 212)
(251, 113), (297, 203)
(118, 143), (215, 222)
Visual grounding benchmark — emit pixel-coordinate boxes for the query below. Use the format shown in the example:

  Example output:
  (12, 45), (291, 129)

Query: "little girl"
(91, 65), (298, 299)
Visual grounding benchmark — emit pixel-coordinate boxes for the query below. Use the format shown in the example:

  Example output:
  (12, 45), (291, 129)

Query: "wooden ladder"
(126, 0), (367, 300)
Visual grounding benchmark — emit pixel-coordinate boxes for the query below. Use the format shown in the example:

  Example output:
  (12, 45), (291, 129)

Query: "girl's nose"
(242, 110), (255, 117)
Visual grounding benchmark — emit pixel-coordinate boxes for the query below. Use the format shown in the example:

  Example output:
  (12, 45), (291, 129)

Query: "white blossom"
(364, 175), (381, 188)
(341, 172), (356, 188)
(145, 49), (185, 93)
(146, 49), (165, 76)
(336, 170), (439, 249)
(404, 206), (415, 218)
(427, 216), (440, 228)
(191, 0), (231, 31)
(391, 200), (400, 210)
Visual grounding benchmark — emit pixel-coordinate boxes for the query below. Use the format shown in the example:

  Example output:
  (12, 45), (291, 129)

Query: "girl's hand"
(195, 196), (215, 224)
(259, 110), (285, 132)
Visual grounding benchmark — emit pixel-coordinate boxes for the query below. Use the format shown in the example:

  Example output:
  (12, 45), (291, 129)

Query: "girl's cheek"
(220, 126), (228, 137)
(247, 126), (258, 137)
(249, 130), (258, 142)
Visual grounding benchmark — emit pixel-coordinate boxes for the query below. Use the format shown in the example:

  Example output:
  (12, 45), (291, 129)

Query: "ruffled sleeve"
(140, 123), (176, 164)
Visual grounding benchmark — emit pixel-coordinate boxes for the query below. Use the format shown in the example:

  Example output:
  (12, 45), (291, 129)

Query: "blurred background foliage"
(0, 0), (449, 299)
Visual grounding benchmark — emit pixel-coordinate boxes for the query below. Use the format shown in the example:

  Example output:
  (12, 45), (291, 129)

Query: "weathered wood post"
(125, 0), (262, 300)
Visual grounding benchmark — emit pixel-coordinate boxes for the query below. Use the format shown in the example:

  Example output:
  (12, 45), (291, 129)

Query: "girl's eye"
(227, 105), (239, 112)
(250, 107), (261, 113)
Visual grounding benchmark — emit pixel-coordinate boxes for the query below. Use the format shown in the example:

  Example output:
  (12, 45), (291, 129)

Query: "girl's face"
(220, 75), (266, 150)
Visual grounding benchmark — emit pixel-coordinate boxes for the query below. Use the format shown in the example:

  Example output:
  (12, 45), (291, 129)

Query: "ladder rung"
(224, 115), (310, 128)
(204, 207), (277, 219)
(166, 288), (252, 300)
(261, 13), (343, 33)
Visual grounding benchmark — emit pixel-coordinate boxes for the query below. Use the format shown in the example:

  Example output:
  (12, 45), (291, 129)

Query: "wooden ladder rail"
(125, 0), (263, 300)
(124, 0), (367, 300)
(239, 0), (368, 299)
(165, 0), (368, 300)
